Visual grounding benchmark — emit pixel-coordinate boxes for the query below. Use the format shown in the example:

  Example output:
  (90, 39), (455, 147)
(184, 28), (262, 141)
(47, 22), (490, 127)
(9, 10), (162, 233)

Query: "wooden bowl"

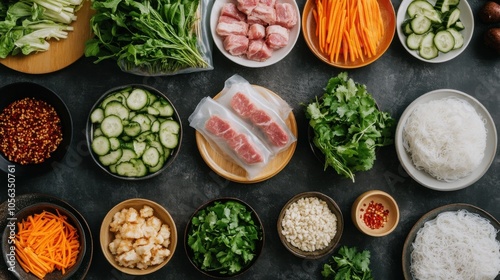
(2, 202), (86, 280)
(351, 190), (399, 237)
(302, 0), (395, 68)
(100, 198), (177, 275)
(277, 192), (343, 259)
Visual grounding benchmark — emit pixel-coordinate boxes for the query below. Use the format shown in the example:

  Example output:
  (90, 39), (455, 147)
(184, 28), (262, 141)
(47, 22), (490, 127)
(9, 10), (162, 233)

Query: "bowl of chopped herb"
(184, 197), (264, 278)
(0, 82), (73, 176)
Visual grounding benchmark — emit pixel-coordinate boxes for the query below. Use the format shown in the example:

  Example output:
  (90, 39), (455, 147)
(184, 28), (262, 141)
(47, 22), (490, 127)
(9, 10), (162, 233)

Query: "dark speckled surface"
(1, 0), (499, 279)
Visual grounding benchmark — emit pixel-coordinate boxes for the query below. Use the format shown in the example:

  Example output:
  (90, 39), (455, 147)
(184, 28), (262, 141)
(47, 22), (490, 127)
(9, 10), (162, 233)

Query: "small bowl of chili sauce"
(351, 190), (399, 237)
(0, 82), (72, 176)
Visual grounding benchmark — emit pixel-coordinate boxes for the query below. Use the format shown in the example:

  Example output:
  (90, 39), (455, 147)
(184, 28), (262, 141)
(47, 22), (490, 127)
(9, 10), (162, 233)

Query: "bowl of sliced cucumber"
(396, 0), (474, 62)
(86, 84), (182, 180)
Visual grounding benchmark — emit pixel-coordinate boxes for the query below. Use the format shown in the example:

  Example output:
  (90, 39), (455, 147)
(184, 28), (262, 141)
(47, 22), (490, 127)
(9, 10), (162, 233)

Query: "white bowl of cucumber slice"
(86, 84), (182, 179)
(396, 0), (473, 62)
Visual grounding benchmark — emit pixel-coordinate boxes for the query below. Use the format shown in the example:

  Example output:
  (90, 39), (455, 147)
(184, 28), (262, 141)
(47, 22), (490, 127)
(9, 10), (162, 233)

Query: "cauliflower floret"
(120, 222), (144, 239)
(116, 239), (133, 255)
(146, 216), (162, 233)
(150, 246), (171, 265)
(140, 205), (154, 218)
(159, 224), (171, 248)
(125, 208), (140, 223)
(109, 210), (126, 232)
(108, 238), (121, 255)
(116, 250), (140, 268)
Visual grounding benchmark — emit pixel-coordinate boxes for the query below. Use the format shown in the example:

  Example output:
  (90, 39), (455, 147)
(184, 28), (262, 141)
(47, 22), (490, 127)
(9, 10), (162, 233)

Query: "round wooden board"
(0, 0), (94, 74)
(195, 85), (298, 184)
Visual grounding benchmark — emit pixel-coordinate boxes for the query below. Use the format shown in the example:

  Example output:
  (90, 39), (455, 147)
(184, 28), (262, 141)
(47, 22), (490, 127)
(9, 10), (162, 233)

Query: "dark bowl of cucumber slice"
(86, 84), (182, 180)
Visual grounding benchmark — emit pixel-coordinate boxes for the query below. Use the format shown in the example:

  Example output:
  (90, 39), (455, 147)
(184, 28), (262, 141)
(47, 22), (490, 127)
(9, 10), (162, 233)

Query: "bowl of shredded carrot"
(302, 0), (396, 68)
(2, 202), (86, 280)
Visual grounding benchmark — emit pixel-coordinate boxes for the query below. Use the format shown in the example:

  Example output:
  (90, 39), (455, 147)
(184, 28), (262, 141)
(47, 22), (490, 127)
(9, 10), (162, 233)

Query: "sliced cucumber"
(444, 8), (460, 28)
(126, 88), (149, 110)
(448, 28), (464, 49)
(406, 33), (425, 50)
(92, 136), (110, 156)
(433, 30), (455, 52)
(407, 0), (442, 23)
(90, 87), (181, 177)
(410, 15), (432, 35)
(419, 32), (439, 59)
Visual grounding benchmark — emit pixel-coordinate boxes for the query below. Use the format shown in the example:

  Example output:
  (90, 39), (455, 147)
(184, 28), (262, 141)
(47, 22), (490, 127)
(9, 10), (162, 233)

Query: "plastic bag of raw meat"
(216, 74), (296, 155)
(189, 97), (272, 179)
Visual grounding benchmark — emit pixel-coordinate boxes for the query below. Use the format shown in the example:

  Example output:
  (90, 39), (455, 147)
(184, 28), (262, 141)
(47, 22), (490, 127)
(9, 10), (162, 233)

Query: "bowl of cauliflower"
(100, 198), (177, 275)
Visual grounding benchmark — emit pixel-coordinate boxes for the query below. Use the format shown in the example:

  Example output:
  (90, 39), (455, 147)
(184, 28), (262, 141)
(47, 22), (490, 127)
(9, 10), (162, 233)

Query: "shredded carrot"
(313, 0), (385, 63)
(15, 210), (81, 279)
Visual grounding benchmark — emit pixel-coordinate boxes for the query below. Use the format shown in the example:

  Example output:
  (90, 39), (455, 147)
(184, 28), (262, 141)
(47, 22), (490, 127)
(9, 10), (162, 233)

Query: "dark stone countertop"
(1, 0), (499, 279)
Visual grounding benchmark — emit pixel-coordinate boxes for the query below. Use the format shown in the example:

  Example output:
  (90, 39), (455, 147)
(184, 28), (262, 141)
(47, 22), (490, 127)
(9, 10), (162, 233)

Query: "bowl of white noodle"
(395, 89), (497, 191)
(402, 203), (500, 280)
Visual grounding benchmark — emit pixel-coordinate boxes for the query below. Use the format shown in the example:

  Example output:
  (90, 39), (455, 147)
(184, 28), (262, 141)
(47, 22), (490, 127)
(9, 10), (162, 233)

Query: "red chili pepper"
(360, 201), (389, 229)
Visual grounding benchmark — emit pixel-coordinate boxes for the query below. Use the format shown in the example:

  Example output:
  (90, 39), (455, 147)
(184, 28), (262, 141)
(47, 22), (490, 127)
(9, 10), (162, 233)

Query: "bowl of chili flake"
(351, 190), (399, 237)
(0, 82), (72, 176)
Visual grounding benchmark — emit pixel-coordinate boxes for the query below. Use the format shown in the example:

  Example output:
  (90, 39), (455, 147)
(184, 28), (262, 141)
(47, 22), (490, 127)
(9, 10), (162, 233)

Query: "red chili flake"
(0, 97), (63, 165)
(361, 200), (389, 230)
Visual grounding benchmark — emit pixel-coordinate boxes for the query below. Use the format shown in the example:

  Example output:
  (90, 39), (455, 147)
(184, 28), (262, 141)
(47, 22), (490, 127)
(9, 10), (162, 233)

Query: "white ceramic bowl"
(210, 0), (300, 67)
(396, 0), (474, 63)
(395, 89), (497, 191)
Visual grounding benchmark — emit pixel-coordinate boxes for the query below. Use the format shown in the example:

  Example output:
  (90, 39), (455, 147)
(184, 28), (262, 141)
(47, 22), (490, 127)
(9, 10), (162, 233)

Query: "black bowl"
(0, 82), (73, 176)
(184, 197), (265, 278)
(86, 84), (182, 180)
(2, 202), (87, 280)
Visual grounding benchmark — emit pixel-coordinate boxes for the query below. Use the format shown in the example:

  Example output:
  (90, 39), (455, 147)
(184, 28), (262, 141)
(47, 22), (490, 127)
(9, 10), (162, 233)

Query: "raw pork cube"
(265, 25), (289, 49)
(220, 2), (247, 21)
(247, 39), (273, 61)
(247, 3), (276, 25)
(216, 20), (248, 37)
(275, 3), (297, 29)
(224, 35), (249, 56)
(248, 24), (266, 40)
(260, 0), (276, 7)
(237, 0), (259, 15)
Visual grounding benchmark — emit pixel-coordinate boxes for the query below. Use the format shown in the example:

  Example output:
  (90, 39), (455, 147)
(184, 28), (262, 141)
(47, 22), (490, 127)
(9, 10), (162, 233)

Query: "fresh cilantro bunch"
(305, 72), (395, 182)
(187, 200), (262, 276)
(322, 246), (374, 280)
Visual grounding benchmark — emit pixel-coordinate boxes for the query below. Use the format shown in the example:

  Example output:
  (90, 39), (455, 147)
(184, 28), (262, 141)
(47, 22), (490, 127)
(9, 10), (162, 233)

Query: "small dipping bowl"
(351, 190), (399, 237)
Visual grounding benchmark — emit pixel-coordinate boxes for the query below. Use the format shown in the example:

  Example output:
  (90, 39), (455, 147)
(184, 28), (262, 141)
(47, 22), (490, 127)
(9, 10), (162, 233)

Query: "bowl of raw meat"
(210, 0), (300, 67)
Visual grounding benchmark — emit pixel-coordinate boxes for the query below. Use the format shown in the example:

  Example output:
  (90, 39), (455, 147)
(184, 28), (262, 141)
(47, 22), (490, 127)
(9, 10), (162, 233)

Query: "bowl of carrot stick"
(302, 0), (396, 68)
(2, 202), (86, 280)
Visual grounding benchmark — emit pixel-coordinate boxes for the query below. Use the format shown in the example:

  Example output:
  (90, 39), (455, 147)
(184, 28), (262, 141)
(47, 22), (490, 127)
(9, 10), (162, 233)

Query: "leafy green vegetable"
(0, 0), (82, 58)
(322, 246), (374, 280)
(85, 0), (210, 75)
(305, 72), (395, 182)
(187, 200), (262, 276)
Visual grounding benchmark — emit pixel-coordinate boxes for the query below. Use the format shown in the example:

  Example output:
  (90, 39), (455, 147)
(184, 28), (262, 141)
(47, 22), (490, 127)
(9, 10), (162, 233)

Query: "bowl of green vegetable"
(184, 197), (264, 278)
(86, 84), (182, 180)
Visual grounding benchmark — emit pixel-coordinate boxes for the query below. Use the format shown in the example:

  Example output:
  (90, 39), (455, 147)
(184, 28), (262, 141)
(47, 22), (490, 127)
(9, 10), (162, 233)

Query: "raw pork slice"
(237, 0), (259, 15)
(223, 35), (249, 56)
(248, 24), (266, 40)
(265, 25), (289, 49)
(260, 0), (276, 6)
(275, 3), (297, 29)
(230, 92), (289, 147)
(205, 115), (264, 164)
(220, 2), (247, 21)
(216, 20), (249, 37)
(246, 39), (273, 61)
(247, 3), (276, 25)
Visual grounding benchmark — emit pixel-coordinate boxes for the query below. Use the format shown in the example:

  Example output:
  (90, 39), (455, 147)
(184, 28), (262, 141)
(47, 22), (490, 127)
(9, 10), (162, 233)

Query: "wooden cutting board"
(0, 0), (94, 74)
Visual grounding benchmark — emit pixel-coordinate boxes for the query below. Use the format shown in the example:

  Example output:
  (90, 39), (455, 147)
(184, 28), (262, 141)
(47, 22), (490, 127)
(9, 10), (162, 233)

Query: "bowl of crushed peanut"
(277, 191), (344, 259)
(100, 198), (177, 275)
(0, 82), (72, 176)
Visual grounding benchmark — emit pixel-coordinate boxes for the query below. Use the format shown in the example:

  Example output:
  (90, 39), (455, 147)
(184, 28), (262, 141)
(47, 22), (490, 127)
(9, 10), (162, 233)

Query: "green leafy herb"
(322, 246), (374, 280)
(85, 0), (209, 75)
(187, 200), (262, 276)
(0, 0), (83, 58)
(305, 72), (395, 182)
